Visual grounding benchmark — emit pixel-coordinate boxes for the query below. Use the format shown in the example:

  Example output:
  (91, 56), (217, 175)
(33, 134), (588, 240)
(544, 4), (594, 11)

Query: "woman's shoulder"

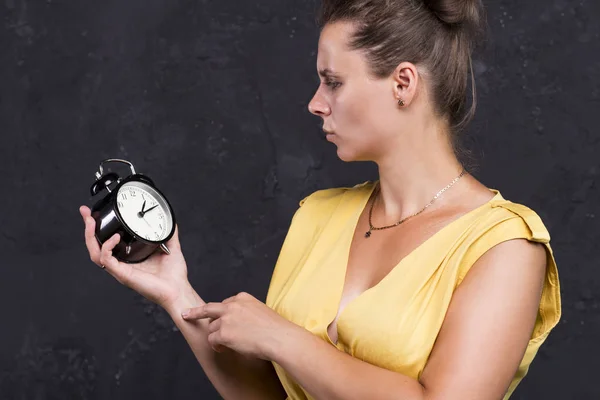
(288, 180), (374, 232)
(456, 192), (560, 297)
(298, 180), (373, 207)
(455, 192), (556, 286)
(483, 194), (552, 244)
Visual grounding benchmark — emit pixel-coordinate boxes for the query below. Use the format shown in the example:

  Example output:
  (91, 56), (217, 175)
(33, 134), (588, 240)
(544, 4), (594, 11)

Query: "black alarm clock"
(89, 158), (176, 263)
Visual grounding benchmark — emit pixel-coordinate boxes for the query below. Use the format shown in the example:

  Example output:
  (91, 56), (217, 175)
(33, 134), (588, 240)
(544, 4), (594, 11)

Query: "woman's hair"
(317, 0), (488, 164)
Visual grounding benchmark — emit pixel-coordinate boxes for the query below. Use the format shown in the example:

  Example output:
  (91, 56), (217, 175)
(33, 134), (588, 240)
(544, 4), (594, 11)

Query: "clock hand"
(143, 204), (159, 215)
(138, 200), (147, 218)
(141, 216), (152, 228)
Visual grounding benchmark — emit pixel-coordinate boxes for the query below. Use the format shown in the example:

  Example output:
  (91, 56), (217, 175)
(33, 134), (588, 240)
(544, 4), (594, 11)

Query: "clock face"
(115, 181), (174, 242)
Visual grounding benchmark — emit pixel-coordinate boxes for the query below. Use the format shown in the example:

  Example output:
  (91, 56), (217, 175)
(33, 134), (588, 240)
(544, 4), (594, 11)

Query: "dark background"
(1, 0), (598, 398)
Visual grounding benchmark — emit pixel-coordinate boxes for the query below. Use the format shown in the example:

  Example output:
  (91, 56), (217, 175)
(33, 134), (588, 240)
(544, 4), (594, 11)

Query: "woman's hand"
(181, 292), (299, 361)
(79, 205), (192, 310)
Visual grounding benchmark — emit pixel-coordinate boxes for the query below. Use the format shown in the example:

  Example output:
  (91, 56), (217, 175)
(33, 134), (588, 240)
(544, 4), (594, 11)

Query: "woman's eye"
(324, 80), (342, 90)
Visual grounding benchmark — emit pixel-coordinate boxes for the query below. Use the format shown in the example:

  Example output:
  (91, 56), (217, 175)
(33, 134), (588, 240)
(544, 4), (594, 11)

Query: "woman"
(80, 0), (561, 398)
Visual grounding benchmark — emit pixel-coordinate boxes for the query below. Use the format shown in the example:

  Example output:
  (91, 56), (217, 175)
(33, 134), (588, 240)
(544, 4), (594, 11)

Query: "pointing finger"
(182, 303), (226, 320)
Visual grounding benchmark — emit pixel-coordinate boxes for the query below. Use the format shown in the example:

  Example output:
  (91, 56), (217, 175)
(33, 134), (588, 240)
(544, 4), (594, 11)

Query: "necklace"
(365, 169), (467, 238)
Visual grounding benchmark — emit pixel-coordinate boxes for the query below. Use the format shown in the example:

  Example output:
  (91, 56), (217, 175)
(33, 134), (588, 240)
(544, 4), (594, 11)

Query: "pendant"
(365, 230), (371, 238)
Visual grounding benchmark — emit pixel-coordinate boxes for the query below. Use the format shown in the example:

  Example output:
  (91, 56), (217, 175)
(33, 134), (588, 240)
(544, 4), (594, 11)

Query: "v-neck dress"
(265, 180), (561, 400)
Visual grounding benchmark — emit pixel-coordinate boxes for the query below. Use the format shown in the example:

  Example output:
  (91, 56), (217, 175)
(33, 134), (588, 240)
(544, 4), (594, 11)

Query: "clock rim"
(112, 174), (177, 245)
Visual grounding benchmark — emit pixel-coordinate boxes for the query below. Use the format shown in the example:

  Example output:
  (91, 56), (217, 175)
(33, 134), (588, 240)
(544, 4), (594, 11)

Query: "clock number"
(130, 190), (136, 197)
(154, 232), (160, 239)
(159, 223), (163, 230)
(158, 214), (163, 219)
(121, 193), (127, 201)
(118, 201), (124, 208)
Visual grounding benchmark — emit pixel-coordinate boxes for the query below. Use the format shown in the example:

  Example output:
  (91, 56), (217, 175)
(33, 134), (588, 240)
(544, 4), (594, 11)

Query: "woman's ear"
(391, 62), (419, 106)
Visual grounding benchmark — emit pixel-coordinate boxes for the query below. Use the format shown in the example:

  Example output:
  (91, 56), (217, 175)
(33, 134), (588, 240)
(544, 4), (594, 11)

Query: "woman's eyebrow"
(318, 68), (337, 78)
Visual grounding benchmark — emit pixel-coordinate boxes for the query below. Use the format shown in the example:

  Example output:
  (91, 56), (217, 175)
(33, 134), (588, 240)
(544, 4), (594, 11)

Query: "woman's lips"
(322, 126), (335, 141)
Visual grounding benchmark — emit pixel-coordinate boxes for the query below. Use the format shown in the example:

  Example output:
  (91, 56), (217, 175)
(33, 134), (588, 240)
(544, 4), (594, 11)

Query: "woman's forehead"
(318, 22), (353, 53)
(316, 22), (359, 72)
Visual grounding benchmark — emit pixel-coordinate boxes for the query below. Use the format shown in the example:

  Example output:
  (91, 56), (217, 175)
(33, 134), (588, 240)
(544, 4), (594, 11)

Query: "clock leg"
(160, 243), (171, 255)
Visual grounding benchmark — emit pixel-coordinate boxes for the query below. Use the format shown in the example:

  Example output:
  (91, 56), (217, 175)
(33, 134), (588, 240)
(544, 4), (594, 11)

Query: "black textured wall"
(1, 0), (598, 399)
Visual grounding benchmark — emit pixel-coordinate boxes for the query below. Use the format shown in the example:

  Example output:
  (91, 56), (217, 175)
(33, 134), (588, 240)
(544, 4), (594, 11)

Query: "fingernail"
(181, 310), (190, 318)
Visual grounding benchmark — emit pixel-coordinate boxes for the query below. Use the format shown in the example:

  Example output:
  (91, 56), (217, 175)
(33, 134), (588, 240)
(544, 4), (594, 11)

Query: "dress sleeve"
(457, 201), (562, 343)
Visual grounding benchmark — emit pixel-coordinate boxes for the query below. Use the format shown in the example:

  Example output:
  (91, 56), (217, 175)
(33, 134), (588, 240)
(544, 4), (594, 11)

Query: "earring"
(397, 99), (405, 107)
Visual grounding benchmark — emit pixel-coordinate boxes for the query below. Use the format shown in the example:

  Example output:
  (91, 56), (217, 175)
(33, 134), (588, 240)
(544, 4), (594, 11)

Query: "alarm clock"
(89, 158), (176, 263)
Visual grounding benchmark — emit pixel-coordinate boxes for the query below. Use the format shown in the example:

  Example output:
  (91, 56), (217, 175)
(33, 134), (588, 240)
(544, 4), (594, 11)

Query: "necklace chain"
(365, 169), (467, 238)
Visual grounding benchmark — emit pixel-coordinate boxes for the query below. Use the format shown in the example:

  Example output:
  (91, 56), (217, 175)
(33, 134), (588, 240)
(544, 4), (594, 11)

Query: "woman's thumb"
(167, 224), (181, 251)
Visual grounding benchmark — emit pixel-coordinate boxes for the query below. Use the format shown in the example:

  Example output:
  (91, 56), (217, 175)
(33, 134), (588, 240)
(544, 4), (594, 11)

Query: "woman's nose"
(308, 92), (331, 116)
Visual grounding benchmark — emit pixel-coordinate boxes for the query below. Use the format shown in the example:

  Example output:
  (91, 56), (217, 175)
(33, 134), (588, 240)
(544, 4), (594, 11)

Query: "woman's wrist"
(163, 282), (205, 317)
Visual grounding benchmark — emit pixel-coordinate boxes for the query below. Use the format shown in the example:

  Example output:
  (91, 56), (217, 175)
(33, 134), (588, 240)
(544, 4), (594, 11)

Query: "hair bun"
(423, 0), (484, 33)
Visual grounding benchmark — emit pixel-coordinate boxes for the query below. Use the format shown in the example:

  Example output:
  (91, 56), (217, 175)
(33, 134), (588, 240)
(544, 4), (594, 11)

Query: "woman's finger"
(165, 224), (181, 251)
(98, 234), (137, 287)
(98, 233), (123, 276)
(80, 206), (101, 264)
(207, 317), (222, 334)
(182, 302), (226, 320)
(207, 331), (226, 353)
(221, 295), (238, 305)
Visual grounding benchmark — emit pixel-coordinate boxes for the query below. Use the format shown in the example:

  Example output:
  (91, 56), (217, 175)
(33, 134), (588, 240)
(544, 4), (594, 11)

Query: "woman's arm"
(79, 207), (286, 399)
(165, 285), (287, 400)
(269, 238), (547, 400)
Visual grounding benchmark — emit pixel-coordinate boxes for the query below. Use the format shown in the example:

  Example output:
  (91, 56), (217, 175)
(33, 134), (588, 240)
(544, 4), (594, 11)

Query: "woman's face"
(308, 21), (404, 162)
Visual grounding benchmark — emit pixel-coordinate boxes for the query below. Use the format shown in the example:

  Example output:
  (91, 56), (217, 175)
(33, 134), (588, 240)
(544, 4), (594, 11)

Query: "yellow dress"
(265, 180), (561, 400)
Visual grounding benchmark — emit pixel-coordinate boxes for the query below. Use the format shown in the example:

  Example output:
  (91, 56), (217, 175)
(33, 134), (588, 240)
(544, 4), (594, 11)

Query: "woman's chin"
(327, 135), (363, 162)
(334, 146), (359, 162)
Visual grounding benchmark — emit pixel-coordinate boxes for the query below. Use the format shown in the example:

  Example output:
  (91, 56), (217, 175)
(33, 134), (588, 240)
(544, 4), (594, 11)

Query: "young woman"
(80, 0), (561, 398)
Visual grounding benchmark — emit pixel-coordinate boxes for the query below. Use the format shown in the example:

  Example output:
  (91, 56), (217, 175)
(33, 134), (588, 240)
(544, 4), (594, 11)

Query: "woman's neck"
(373, 134), (468, 222)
